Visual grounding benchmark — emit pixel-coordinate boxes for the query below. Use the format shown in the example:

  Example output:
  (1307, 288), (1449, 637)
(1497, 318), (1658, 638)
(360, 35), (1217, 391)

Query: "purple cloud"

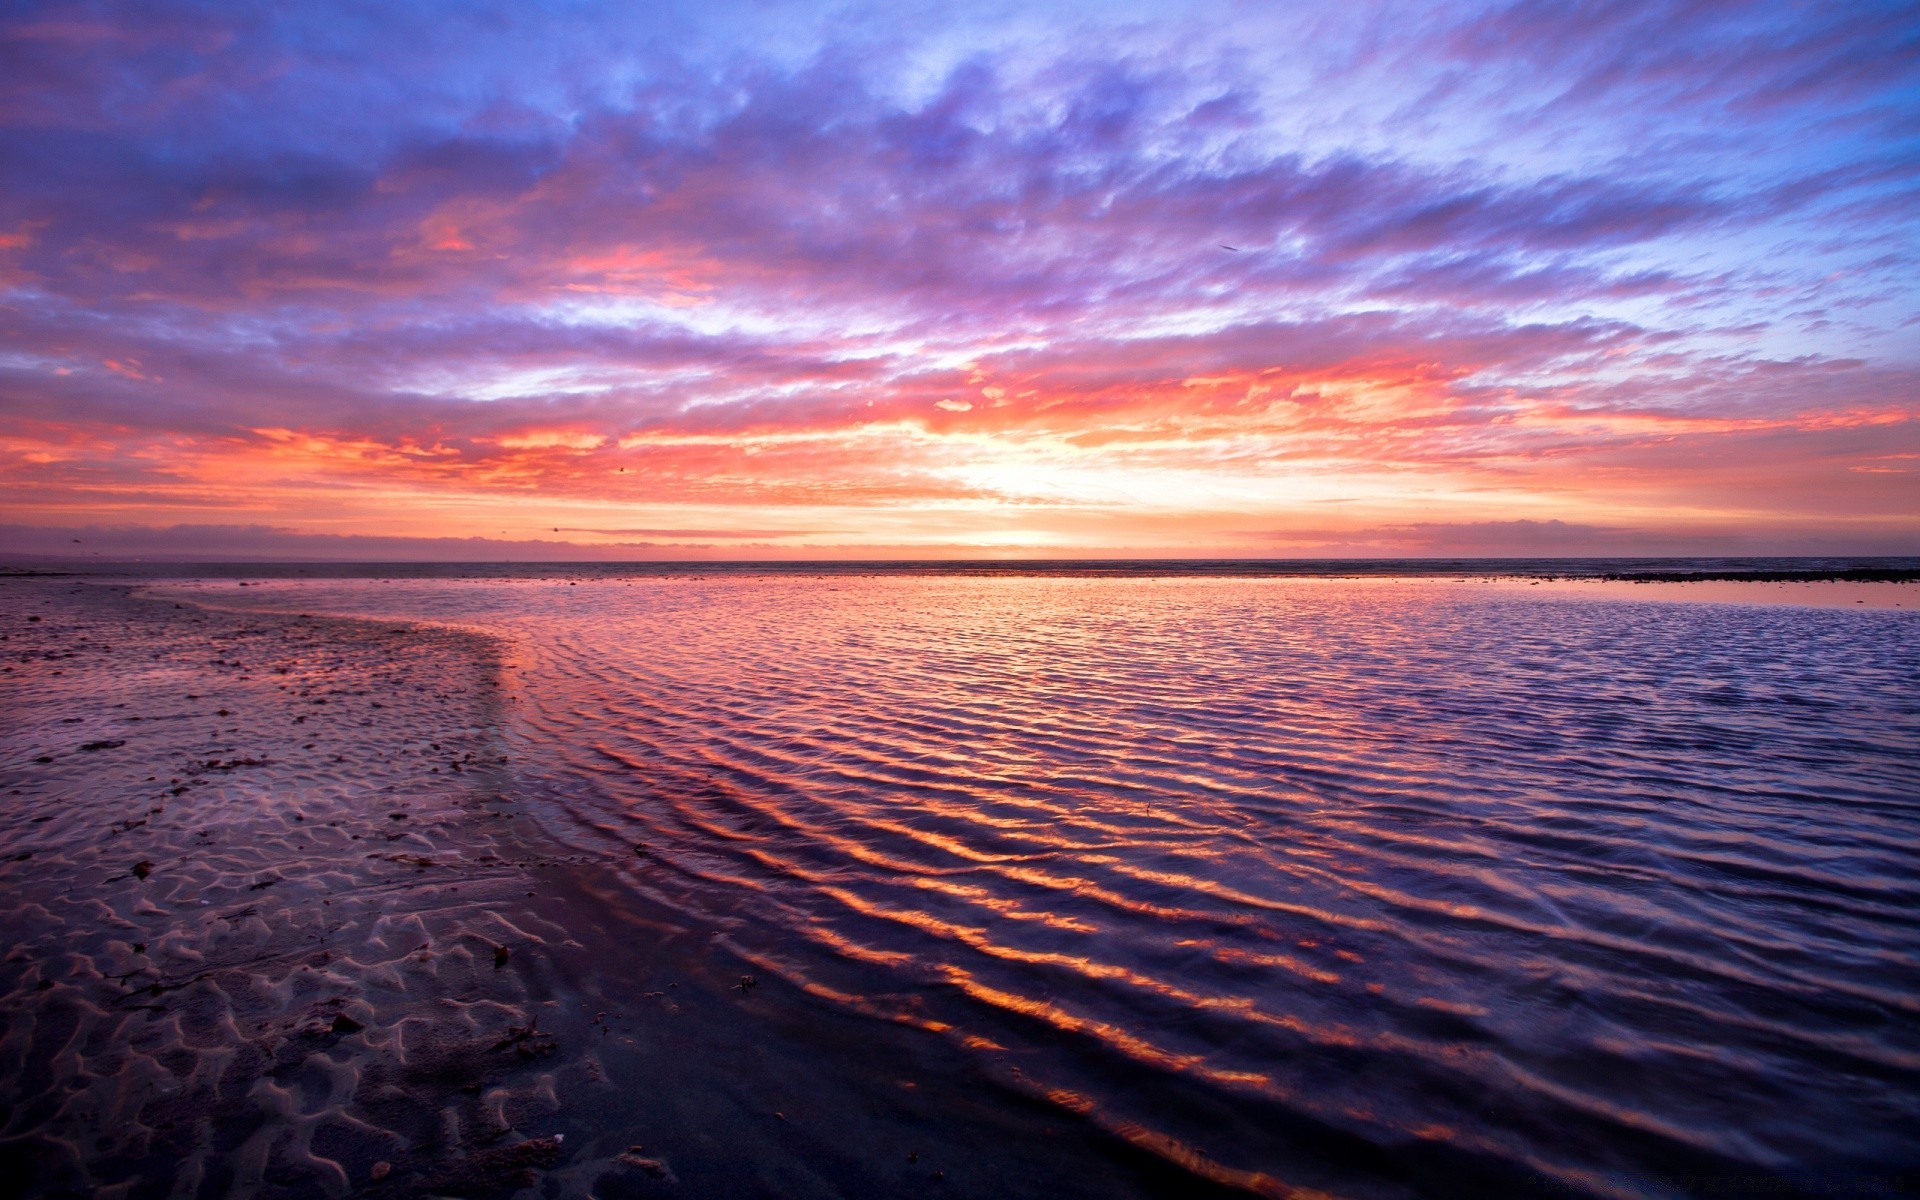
(0, 0), (1914, 552)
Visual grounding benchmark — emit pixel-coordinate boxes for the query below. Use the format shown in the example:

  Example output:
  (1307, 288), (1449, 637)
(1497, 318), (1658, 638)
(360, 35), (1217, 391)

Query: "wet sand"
(0, 579), (1247, 1200)
(1, 578), (631, 1197)
(1496, 576), (1917, 610)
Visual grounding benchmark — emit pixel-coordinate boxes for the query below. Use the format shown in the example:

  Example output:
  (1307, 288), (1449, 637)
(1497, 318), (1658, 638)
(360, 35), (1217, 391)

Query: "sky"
(1, 0), (1916, 560)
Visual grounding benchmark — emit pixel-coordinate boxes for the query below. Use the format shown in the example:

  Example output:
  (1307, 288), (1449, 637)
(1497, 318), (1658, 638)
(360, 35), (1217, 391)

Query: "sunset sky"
(2, 0), (1916, 559)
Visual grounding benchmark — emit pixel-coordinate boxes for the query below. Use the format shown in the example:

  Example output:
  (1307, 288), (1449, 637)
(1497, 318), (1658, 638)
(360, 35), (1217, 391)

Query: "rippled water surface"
(169, 575), (1920, 1197)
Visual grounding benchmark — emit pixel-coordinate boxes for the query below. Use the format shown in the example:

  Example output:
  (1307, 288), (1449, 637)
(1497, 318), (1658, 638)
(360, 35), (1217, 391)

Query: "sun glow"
(0, 0), (1913, 560)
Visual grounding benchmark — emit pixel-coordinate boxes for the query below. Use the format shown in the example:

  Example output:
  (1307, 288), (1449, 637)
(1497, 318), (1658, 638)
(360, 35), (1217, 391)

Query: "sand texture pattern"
(0, 580), (657, 1199)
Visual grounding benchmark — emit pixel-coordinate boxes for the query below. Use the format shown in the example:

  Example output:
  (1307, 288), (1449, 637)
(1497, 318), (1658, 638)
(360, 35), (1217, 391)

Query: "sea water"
(152, 571), (1920, 1197)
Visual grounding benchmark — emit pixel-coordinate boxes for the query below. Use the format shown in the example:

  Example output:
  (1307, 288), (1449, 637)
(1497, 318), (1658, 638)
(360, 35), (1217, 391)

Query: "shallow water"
(143, 575), (1920, 1196)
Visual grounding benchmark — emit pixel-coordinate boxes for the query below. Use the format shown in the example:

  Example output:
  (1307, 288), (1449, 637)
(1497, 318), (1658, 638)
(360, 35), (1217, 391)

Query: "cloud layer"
(2, 0), (1916, 555)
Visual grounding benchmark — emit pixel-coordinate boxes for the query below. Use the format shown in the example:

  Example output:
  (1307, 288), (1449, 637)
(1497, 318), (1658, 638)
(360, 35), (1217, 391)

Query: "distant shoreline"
(3, 556), (1918, 583)
(1589, 567), (1919, 583)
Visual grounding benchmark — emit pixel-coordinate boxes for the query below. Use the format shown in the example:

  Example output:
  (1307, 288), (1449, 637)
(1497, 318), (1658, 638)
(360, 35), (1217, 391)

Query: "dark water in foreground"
(158, 575), (1919, 1197)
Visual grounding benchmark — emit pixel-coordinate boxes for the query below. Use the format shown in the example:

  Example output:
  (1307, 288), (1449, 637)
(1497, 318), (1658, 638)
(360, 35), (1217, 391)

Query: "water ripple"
(174, 575), (1920, 1196)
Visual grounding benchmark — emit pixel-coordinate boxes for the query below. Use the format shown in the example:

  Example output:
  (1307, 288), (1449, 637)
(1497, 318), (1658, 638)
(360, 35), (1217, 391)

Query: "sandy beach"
(0, 577), (649, 1196)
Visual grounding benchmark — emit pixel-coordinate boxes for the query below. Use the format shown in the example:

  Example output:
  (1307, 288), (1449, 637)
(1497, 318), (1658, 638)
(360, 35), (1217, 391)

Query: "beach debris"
(494, 945), (510, 968)
(489, 1019), (556, 1058)
(331, 1013), (365, 1035)
(132, 860), (153, 880)
(370, 1162), (391, 1182)
(201, 757), (269, 772)
(423, 1136), (564, 1197)
(615, 1148), (671, 1179)
(632, 843), (649, 857)
(733, 974), (758, 992)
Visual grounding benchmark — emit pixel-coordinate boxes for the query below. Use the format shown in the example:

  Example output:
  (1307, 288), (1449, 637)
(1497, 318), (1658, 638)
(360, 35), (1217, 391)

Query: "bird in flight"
(1219, 244), (1240, 251)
